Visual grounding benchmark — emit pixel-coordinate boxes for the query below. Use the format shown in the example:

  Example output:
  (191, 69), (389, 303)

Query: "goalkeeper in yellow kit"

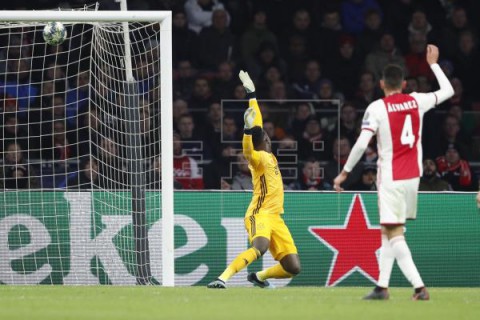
(207, 71), (301, 289)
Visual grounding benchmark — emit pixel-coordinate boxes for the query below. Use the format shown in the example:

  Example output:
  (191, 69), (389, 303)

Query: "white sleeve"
(361, 102), (380, 133)
(343, 129), (374, 173)
(411, 63), (454, 113)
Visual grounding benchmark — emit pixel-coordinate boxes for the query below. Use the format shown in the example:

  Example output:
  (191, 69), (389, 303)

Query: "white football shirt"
(361, 92), (438, 182)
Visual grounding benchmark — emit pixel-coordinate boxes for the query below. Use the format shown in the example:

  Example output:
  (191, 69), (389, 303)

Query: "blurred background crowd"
(1, 0), (480, 192)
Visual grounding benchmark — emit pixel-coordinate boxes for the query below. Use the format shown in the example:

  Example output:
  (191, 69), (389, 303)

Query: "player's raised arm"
(427, 44), (454, 104)
(240, 70), (263, 167)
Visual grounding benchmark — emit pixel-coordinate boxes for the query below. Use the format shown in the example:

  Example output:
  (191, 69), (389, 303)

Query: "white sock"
(390, 236), (424, 289)
(377, 234), (395, 288)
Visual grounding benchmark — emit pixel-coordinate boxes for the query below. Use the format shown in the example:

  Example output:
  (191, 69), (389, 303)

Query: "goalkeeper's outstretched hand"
(239, 70), (255, 93)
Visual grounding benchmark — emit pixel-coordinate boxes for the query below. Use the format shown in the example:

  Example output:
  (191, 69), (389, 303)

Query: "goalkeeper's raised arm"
(240, 71), (268, 167)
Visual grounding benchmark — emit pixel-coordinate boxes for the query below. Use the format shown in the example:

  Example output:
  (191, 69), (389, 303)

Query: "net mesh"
(0, 7), (162, 284)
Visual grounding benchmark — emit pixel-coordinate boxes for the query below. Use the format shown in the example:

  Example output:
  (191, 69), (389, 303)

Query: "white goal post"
(0, 10), (174, 286)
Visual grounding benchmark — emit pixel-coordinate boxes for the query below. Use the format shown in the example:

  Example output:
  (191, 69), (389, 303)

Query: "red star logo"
(309, 194), (381, 287)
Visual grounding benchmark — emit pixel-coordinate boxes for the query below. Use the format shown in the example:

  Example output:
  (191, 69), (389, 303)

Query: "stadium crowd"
(1, 0), (480, 192)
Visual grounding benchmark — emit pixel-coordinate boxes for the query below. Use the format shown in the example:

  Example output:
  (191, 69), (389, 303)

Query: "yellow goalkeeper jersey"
(243, 98), (284, 217)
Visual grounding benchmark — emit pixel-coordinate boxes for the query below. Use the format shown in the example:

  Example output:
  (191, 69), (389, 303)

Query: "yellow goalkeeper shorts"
(244, 213), (298, 261)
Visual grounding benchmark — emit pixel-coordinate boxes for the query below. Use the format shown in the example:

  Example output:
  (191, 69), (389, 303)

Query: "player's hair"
(251, 126), (265, 150)
(382, 64), (404, 89)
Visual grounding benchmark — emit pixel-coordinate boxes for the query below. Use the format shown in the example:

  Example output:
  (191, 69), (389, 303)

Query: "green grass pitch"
(0, 287), (479, 320)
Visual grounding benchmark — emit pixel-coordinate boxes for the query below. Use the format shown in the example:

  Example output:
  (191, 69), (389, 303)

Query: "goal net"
(0, 8), (173, 285)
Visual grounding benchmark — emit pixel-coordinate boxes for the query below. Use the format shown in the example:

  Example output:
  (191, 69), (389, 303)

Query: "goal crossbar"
(0, 11), (171, 23)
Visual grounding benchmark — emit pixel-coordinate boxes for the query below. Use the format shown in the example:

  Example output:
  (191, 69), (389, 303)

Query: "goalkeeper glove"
(244, 107), (256, 129)
(239, 70), (255, 93)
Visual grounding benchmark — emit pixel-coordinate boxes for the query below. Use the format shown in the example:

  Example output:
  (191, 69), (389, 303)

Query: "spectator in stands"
(354, 71), (381, 109)
(436, 144), (477, 191)
(173, 132), (204, 189)
(1, 58), (39, 119)
(246, 41), (287, 82)
(407, 9), (438, 44)
(289, 157), (327, 190)
(202, 102), (222, 159)
(230, 152), (252, 191)
(232, 83), (247, 100)
(284, 34), (310, 82)
(42, 120), (74, 161)
(453, 30), (480, 100)
(147, 156), (183, 190)
(173, 59), (196, 99)
(316, 79), (344, 108)
(173, 98), (189, 131)
(404, 33), (433, 80)
(448, 77), (473, 110)
(257, 65), (286, 97)
(297, 116), (329, 161)
(417, 75), (432, 93)
(188, 77), (216, 122)
(1, 114), (29, 154)
(365, 31), (406, 81)
(316, 9), (343, 63)
(240, 9), (278, 69)
(326, 35), (362, 99)
(323, 136), (363, 190)
(276, 135), (298, 185)
(352, 165), (377, 191)
(280, 8), (315, 58)
(289, 102), (314, 139)
(172, 8), (198, 66)
(419, 159), (450, 191)
(197, 9), (236, 71)
(267, 80), (290, 104)
(263, 119), (281, 153)
(67, 157), (99, 190)
(404, 76), (419, 93)
(221, 114), (240, 148)
(177, 113), (204, 160)
(212, 61), (236, 99)
(357, 9), (384, 59)
(341, 0), (382, 35)
(203, 144), (236, 189)
(433, 114), (471, 160)
(440, 6), (471, 59)
(447, 105), (475, 143)
(0, 142), (38, 189)
(331, 102), (360, 147)
(184, 0), (229, 34)
(292, 59), (322, 99)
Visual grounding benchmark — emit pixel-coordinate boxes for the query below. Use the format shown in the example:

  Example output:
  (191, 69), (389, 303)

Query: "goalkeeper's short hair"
(251, 126), (264, 150)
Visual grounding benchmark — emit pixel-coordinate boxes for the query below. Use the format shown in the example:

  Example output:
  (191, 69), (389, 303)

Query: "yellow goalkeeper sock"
(257, 263), (292, 281)
(218, 247), (261, 282)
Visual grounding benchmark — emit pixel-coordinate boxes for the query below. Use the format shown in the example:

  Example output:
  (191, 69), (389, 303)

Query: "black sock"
(414, 287), (424, 294)
(374, 286), (386, 292)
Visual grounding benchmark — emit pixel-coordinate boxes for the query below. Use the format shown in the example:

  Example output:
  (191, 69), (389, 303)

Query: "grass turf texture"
(1, 287), (479, 320)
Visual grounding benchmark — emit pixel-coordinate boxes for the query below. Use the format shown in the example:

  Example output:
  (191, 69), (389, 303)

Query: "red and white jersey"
(361, 92), (438, 181)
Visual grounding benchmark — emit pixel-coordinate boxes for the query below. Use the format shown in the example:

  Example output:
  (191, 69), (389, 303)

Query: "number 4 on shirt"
(400, 114), (415, 148)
